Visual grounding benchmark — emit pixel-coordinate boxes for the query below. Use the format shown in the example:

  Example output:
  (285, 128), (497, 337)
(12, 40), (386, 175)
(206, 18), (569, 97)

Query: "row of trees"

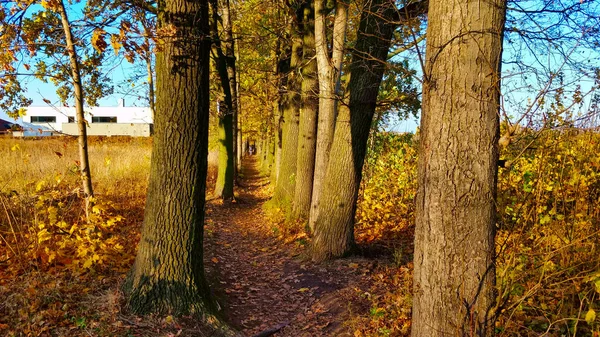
(2, 0), (599, 335)
(121, 0), (504, 334)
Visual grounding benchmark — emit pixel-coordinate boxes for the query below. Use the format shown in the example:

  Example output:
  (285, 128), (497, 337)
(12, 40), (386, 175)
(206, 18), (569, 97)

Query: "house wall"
(61, 123), (152, 137)
(21, 101), (153, 136)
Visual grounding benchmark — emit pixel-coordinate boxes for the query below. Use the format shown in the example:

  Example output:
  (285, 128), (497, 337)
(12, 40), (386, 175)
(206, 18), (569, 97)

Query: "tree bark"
(310, 0), (397, 261)
(123, 3), (232, 332)
(57, 0), (93, 212)
(272, 11), (302, 208)
(308, 0), (348, 231)
(220, 0), (239, 183)
(211, 0), (236, 200)
(293, 0), (318, 221)
(411, 0), (506, 336)
(234, 33), (242, 176)
(214, 102), (235, 199)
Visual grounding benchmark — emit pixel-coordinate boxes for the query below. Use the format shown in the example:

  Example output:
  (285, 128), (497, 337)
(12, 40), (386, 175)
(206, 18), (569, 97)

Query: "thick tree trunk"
(308, 0), (348, 231)
(57, 0), (93, 212)
(293, 1), (318, 221)
(124, 3), (231, 332)
(272, 21), (302, 208)
(310, 0), (397, 261)
(411, 0), (506, 336)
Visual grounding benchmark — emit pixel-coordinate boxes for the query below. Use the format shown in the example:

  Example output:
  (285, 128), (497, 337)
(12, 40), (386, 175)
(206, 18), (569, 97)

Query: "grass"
(0, 135), (226, 337)
(0, 136), (153, 197)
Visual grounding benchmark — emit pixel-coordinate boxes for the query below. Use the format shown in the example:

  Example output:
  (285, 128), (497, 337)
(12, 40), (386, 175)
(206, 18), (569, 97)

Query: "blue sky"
(3, 0), (599, 133)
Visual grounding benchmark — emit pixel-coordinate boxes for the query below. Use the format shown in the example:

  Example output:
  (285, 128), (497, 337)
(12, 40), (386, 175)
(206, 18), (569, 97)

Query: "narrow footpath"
(203, 157), (376, 337)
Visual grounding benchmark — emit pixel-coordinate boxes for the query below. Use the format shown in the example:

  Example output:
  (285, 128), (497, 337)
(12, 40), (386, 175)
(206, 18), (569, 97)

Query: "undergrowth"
(350, 129), (600, 336)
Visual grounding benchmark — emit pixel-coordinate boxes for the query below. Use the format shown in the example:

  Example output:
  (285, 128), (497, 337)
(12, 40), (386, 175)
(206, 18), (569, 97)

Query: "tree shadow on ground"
(203, 157), (387, 337)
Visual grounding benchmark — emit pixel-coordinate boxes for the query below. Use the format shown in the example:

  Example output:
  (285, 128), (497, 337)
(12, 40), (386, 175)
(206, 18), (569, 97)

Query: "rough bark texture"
(272, 17), (302, 208)
(212, 0), (235, 200)
(123, 1), (228, 329)
(308, 0), (348, 231)
(411, 0), (506, 336)
(310, 0), (396, 261)
(57, 0), (93, 206)
(293, 1), (318, 221)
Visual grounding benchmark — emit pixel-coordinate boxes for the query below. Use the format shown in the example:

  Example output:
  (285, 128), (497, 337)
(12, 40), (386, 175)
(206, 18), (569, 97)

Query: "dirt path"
(204, 157), (375, 337)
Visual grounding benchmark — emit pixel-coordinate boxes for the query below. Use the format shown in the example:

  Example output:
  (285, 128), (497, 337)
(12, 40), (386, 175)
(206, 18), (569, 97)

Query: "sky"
(3, 0), (599, 134)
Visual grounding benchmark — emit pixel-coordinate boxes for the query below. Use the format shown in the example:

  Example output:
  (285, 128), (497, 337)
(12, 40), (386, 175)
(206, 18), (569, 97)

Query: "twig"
(250, 321), (289, 337)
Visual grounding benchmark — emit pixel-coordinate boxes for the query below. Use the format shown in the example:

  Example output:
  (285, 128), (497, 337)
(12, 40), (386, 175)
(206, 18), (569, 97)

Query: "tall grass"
(0, 136), (152, 197)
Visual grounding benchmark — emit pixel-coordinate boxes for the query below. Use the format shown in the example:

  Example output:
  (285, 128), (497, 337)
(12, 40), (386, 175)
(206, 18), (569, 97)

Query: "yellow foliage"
(356, 130), (600, 335)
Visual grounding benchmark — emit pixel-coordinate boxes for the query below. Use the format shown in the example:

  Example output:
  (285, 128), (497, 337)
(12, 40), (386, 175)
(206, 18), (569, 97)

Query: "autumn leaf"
(586, 309), (596, 324)
(91, 29), (108, 53)
(37, 228), (52, 243)
(110, 34), (123, 55)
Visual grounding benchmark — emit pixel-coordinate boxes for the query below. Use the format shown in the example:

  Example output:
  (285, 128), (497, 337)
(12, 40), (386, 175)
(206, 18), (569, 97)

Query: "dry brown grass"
(0, 136), (153, 197)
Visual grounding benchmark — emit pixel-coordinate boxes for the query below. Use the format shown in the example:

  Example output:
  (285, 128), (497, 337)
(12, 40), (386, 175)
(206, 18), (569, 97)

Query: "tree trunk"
(411, 0), (506, 336)
(308, 0), (348, 231)
(234, 33), (242, 175)
(123, 3), (231, 332)
(215, 103), (235, 199)
(272, 17), (302, 208)
(221, 0), (239, 183)
(57, 0), (93, 213)
(293, 1), (318, 221)
(310, 0), (397, 261)
(211, 0), (235, 200)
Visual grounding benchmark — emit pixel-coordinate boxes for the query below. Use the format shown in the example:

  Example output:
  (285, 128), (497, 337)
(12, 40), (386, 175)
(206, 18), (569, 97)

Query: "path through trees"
(204, 157), (401, 336)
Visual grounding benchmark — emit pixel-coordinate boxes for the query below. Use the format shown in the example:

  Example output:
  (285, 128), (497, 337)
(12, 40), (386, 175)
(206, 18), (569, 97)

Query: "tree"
(307, 0), (348, 230)
(210, 0), (236, 200)
(293, 0), (318, 221)
(123, 2), (232, 334)
(271, 3), (303, 208)
(56, 0), (94, 211)
(0, 0), (117, 215)
(411, 0), (506, 335)
(310, 0), (426, 261)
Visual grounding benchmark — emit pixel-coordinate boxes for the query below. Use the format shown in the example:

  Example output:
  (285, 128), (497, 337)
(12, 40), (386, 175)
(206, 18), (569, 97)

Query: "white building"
(19, 99), (153, 137)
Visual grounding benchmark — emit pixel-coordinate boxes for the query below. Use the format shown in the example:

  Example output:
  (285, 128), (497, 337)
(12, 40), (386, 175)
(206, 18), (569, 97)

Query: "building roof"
(0, 118), (14, 132)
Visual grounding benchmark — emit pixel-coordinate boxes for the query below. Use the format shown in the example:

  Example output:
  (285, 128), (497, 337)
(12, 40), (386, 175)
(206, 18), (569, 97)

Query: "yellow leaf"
(586, 309), (596, 324)
(37, 228), (51, 243)
(165, 315), (174, 324)
(11, 144), (20, 151)
(35, 180), (45, 192)
(91, 29), (107, 53)
(110, 34), (123, 56)
(83, 258), (94, 269)
(298, 287), (310, 293)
